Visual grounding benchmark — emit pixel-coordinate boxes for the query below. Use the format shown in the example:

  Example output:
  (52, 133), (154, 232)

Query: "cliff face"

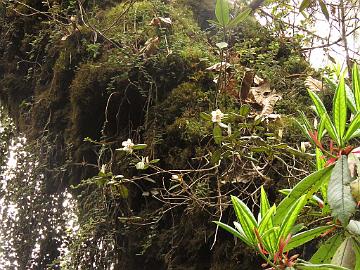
(0, 1), (312, 269)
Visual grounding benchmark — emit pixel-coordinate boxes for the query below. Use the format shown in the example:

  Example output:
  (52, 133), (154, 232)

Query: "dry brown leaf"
(149, 17), (172, 27)
(248, 82), (282, 116)
(261, 94), (282, 116)
(253, 75), (264, 86)
(140, 37), (160, 57)
(206, 62), (231, 72)
(305, 76), (323, 92)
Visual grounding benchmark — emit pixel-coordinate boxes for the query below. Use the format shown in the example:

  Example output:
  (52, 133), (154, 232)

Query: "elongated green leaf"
(296, 121), (311, 142)
(307, 89), (339, 144)
(349, 129), (360, 140)
(353, 64), (360, 110)
(215, 0), (230, 26)
(261, 226), (280, 255)
(133, 144), (147, 150)
(274, 166), (332, 225)
(318, 0), (329, 20)
(231, 196), (257, 243)
(260, 186), (270, 220)
(316, 147), (326, 171)
(327, 156), (356, 226)
(200, 112), (211, 121)
(299, 0), (311, 12)
(213, 221), (253, 247)
(213, 124), (222, 144)
(285, 226), (333, 252)
(278, 195), (307, 244)
(318, 114), (327, 140)
(345, 84), (357, 113)
(279, 189), (324, 208)
(295, 262), (350, 270)
(333, 75), (347, 145)
(298, 110), (313, 132)
(258, 205), (275, 235)
(227, 8), (251, 28)
(311, 234), (345, 264)
(331, 237), (356, 269)
(343, 112), (360, 143)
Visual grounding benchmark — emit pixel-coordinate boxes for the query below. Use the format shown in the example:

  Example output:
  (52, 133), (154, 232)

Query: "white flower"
(136, 156), (149, 170)
(171, 174), (179, 180)
(121, 139), (134, 153)
(100, 164), (106, 174)
(300, 142), (311, 152)
(211, 109), (224, 123)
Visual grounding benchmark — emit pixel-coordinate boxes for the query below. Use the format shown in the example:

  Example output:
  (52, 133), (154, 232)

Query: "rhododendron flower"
(121, 139), (134, 153)
(211, 109), (224, 123)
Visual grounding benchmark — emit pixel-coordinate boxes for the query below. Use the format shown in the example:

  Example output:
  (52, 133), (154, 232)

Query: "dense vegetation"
(1, 0), (360, 269)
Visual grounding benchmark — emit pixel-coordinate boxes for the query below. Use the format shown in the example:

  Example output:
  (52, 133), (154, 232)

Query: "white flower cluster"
(120, 139), (135, 153)
(211, 109), (228, 129)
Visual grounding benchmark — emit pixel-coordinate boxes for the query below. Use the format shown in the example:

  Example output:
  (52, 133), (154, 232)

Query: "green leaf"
(149, 159), (160, 164)
(353, 63), (360, 110)
(299, 0), (311, 12)
(311, 233), (345, 264)
(227, 8), (251, 28)
(349, 129), (360, 140)
(215, 0), (230, 26)
(327, 156), (356, 226)
(316, 147), (326, 171)
(260, 226), (280, 255)
(258, 205), (276, 235)
(331, 237), (356, 269)
(258, 205), (276, 253)
(213, 124), (223, 144)
(200, 112), (211, 121)
(239, 104), (251, 117)
(317, 114), (327, 141)
(274, 166), (332, 225)
(299, 110), (313, 132)
(279, 189), (324, 208)
(133, 144), (147, 150)
(213, 221), (253, 247)
(307, 89), (339, 144)
(278, 195), (307, 244)
(318, 0), (329, 20)
(343, 112), (360, 143)
(285, 226), (333, 252)
(333, 75), (347, 145)
(345, 84), (357, 113)
(231, 195), (257, 243)
(117, 185), (129, 198)
(260, 186), (271, 220)
(295, 262), (350, 270)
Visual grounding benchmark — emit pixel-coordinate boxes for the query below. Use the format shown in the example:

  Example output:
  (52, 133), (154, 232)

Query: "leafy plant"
(216, 64), (360, 269)
(215, 178), (335, 269)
